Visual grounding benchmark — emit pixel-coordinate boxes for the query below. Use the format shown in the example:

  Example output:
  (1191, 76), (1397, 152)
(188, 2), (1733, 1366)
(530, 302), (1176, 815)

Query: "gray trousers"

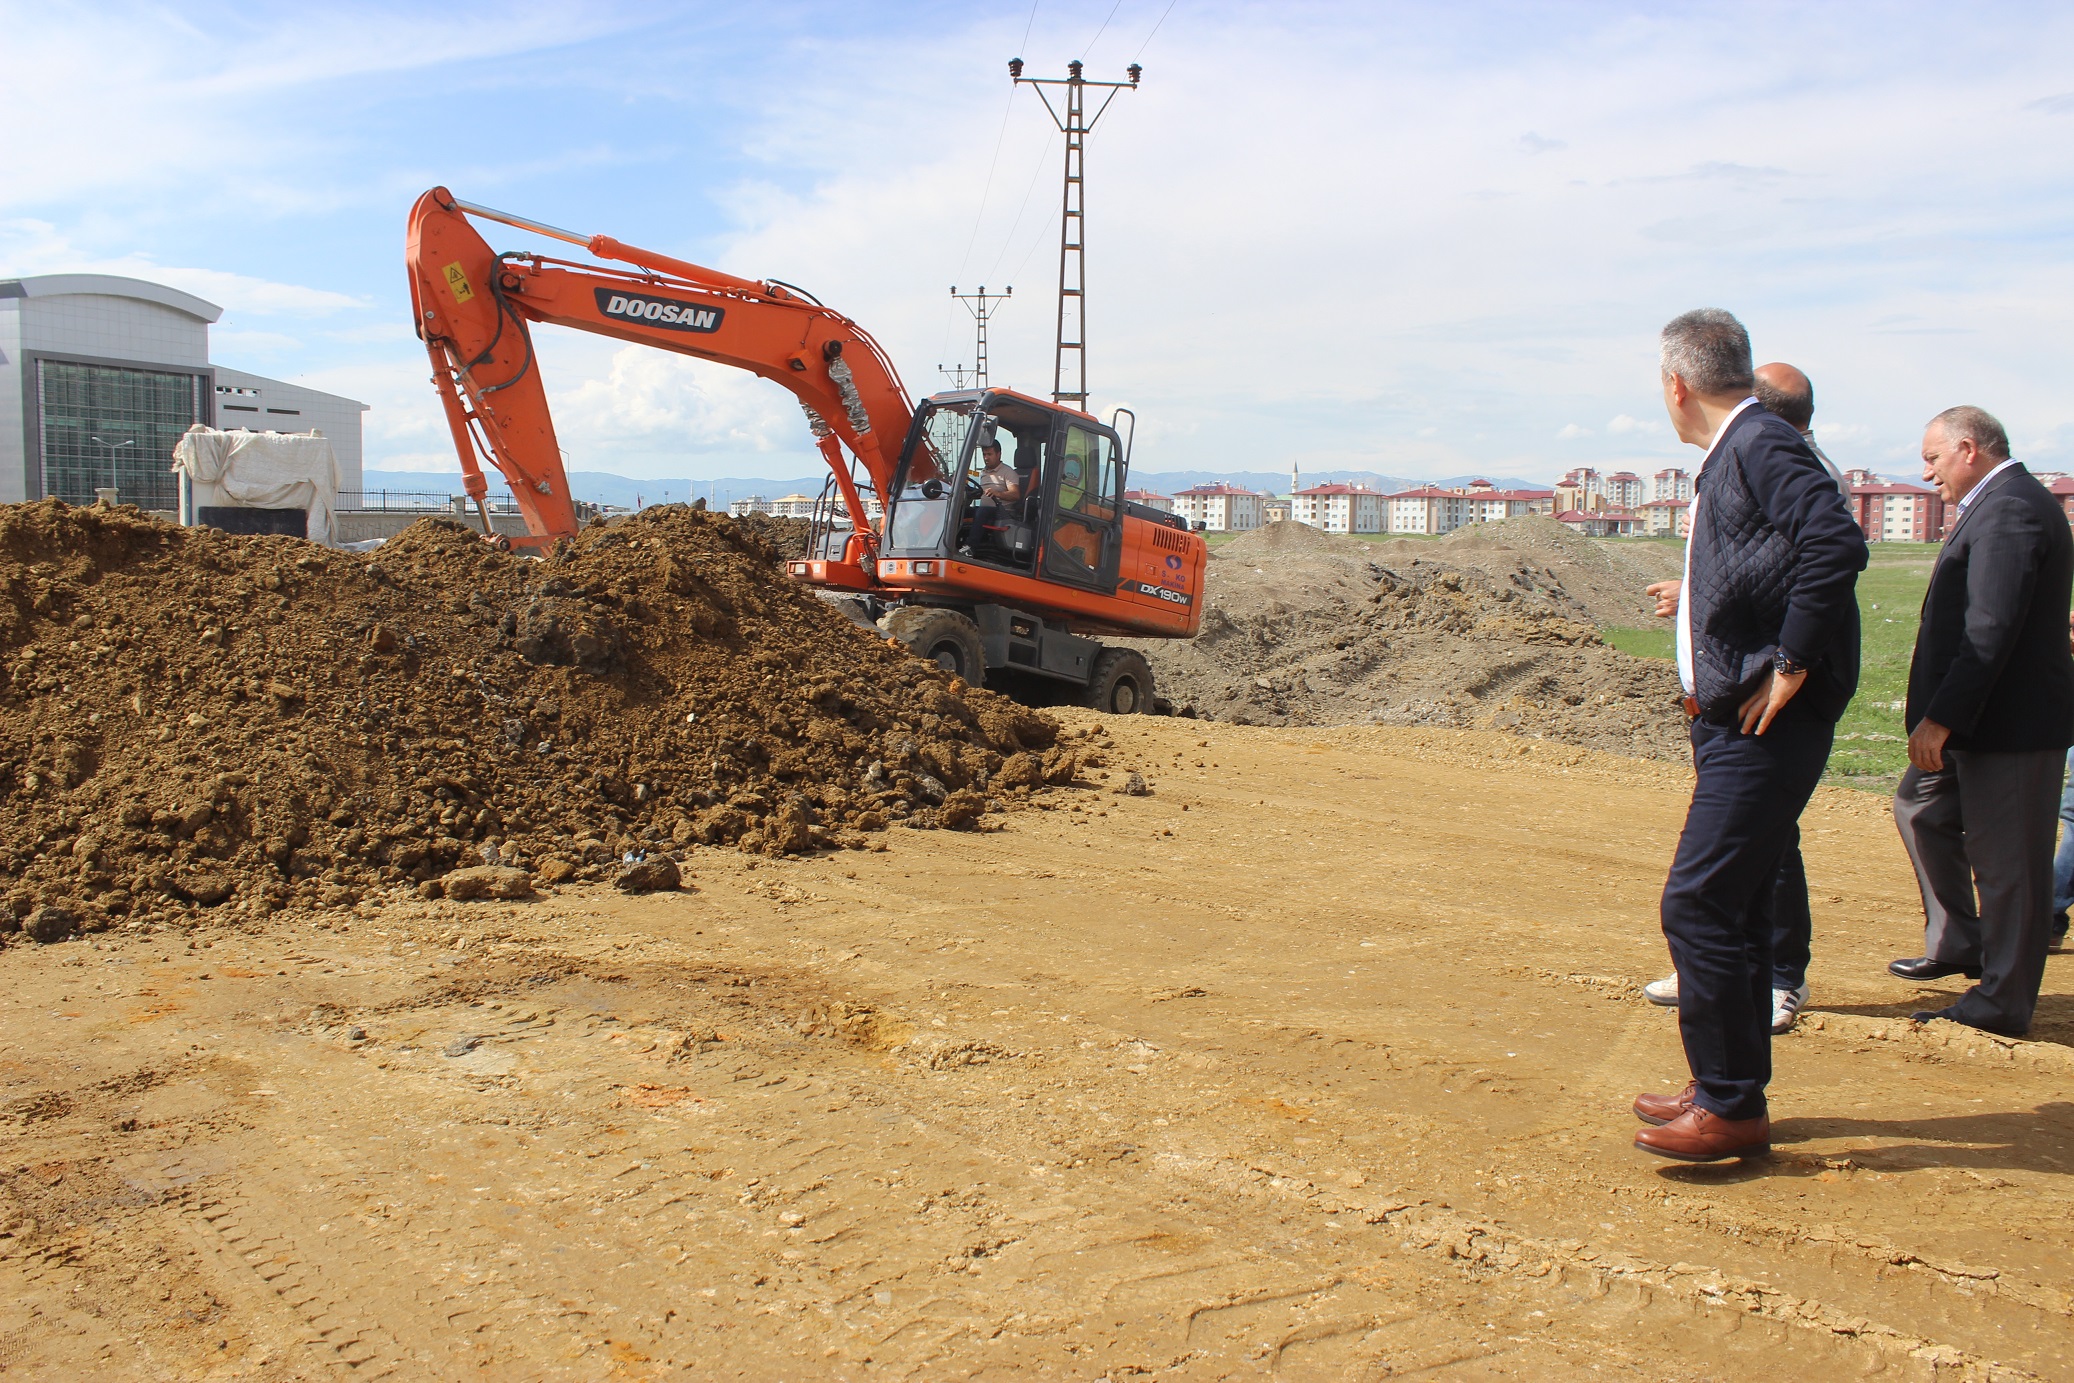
(1893, 748), (2062, 1035)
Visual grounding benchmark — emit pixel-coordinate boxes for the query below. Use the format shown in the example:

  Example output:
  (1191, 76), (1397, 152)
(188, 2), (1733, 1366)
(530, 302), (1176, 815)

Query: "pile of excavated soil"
(1123, 519), (1686, 759)
(0, 501), (1080, 935)
(731, 512), (814, 560)
(1421, 516), (1684, 627)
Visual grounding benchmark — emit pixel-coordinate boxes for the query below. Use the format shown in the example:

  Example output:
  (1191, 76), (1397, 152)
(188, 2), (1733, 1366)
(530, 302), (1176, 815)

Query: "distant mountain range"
(357, 467), (1562, 510)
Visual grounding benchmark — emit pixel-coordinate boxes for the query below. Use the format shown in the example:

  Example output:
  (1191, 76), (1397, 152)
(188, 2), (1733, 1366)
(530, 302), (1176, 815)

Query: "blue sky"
(5, 1), (2071, 484)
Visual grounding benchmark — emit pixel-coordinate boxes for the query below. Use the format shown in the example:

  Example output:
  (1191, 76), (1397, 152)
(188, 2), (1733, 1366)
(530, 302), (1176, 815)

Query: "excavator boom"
(406, 187), (908, 576)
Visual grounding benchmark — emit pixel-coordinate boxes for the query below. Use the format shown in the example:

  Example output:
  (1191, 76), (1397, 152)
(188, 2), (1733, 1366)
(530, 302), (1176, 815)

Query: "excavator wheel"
(882, 607), (987, 681)
(1082, 648), (1155, 715)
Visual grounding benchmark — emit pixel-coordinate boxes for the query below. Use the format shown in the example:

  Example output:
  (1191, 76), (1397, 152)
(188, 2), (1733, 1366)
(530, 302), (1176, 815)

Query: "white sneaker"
(1643, 973), (1679, 1006)
(1772, 984), (1810, 1033)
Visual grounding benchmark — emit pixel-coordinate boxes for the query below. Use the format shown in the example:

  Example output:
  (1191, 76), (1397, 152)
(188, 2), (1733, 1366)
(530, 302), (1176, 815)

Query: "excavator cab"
(883, 390), (1123, 592)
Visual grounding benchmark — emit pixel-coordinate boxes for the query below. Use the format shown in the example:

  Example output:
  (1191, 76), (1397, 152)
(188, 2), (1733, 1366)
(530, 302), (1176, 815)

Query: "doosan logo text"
(594, 288), (725, 333)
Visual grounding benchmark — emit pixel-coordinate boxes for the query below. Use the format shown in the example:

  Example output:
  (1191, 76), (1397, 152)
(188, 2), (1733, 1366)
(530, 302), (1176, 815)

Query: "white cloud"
(1606, 414), (1661, 436)
(0, 219), (361, 316)
(1557, 423), (1593, 439)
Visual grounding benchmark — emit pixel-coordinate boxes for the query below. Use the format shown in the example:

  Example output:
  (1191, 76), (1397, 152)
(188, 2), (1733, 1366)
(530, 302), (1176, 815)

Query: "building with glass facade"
(0, 274), (365, 512)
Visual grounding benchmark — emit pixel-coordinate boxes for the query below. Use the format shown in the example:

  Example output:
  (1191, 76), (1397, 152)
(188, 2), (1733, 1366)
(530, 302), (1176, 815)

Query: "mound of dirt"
(1123, 519), (1686, 759)
(1427, 516), (1683, 627)
(731, 513), (814, 561)
(0, 501), (1078, 934)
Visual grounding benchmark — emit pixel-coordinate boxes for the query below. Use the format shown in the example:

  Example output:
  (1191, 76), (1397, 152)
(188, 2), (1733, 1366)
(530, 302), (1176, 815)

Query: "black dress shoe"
(1912, 1007), (2028, 1038)
(1888, 956), (1982, 981)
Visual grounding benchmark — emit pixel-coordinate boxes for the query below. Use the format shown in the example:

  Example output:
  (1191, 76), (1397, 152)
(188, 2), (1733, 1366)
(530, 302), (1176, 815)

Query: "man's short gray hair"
(1930, 405), (2011, 462)
(1660, 309), (1755, 395)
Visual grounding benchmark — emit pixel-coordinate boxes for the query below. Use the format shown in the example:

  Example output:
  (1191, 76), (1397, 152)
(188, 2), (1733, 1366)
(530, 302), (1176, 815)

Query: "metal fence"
(336, 489), (524, 513)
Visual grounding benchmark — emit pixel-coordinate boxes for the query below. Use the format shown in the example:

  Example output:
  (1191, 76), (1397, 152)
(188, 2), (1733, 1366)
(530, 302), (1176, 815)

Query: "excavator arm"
(405, 187), (913, 577)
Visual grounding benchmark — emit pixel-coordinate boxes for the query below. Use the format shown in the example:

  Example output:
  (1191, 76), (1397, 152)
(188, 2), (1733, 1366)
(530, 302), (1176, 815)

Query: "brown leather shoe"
(1634, 1107), (1770, 1162)
(1632, 1082), (1696, 1127)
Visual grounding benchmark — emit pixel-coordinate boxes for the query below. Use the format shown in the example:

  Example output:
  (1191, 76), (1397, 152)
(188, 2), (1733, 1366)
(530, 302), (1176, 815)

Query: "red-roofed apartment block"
(1173, 483), (1264, 532)
(1292, 483), (1388, 533)
(1848, 478), (1945, 542)
(1637, 498), (1691, 537)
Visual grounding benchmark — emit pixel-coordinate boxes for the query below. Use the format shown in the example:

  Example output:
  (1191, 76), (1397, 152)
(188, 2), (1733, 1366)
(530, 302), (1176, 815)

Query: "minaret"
(1290, 460), (1299, 497)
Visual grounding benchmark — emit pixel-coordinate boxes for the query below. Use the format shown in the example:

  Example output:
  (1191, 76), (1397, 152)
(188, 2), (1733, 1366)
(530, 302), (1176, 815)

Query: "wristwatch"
(1773, 648), (1807, 676)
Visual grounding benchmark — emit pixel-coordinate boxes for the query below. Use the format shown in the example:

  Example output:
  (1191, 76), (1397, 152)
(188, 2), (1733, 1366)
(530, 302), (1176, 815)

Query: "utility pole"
(937, 362), (976, 389)
(948, 284), (1011, 389)
(1010, 57), (1140, 409)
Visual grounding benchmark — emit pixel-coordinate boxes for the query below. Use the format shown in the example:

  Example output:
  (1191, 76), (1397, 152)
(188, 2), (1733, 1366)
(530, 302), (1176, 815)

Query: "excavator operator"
(964, 422), (1040, 569)
(975, 439), (1025, 503)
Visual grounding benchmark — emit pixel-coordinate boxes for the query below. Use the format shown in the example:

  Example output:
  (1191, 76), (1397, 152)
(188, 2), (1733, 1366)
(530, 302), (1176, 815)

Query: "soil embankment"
(1128, 519), (1688, 759)
(0, 502), (1077, 936)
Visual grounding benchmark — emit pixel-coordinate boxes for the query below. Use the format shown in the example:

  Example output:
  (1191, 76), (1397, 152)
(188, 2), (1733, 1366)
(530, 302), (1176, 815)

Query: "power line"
(983, 126), (1061, 284)
(1133, 0), (1179, 60)
(1083, 0), (1125, 57)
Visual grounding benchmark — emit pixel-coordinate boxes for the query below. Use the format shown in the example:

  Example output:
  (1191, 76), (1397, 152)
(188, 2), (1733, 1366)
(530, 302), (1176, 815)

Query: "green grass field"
(1605, 544), (1937, 791)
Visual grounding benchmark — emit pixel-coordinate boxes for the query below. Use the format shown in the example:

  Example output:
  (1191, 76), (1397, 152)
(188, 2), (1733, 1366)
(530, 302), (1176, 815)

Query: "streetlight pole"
(90, 435), (135, 496)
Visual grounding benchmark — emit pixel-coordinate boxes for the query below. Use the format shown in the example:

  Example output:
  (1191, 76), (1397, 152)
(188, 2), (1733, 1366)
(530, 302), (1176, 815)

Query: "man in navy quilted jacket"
(1629, 309), (1868, 1163)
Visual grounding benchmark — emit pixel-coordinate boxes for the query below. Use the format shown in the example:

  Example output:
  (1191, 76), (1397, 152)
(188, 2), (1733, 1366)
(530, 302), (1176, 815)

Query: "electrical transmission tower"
(944, 284), (1011, 389)
(1009, 57), (1140, 408)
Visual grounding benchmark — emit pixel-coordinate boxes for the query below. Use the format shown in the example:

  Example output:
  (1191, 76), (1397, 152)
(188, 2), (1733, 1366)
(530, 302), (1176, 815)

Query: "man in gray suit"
(1890, 406), (2074, 1037)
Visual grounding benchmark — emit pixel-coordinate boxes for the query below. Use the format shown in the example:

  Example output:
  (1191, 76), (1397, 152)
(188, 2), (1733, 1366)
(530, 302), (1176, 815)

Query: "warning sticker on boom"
(442, 262), (475, 303)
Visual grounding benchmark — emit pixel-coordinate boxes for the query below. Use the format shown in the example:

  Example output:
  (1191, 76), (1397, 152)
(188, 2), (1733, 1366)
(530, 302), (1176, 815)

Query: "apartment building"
(1123, 488), (1174, 513)
(1636, 498), (1690, 537)
(1386, 486), (1466, 535)
(1848, 479), (1944, 543)
(1292, 483), (1388, 533)
(1174, 482), (1265, 532)
(1652, 468), (1693, 502)
(1555, 467), (1602, 514)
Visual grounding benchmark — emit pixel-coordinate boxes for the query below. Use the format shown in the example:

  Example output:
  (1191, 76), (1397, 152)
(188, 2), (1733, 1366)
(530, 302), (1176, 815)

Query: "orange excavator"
(405, 187), (1205, 712)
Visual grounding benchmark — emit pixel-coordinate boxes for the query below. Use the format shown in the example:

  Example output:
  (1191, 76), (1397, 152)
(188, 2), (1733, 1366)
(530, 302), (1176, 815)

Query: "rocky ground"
(1, 711), (2067, 1380)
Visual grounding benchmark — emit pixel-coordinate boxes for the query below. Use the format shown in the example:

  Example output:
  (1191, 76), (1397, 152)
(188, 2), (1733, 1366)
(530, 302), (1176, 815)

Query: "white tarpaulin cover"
(171, 425), (340, 545)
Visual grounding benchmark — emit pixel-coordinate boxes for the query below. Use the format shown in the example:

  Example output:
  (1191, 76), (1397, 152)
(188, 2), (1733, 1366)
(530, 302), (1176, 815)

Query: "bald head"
(1754, 362), (1814, 434)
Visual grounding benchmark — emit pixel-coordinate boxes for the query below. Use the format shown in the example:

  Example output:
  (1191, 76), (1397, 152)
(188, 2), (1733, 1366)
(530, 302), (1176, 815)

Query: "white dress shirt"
(1676, 396), (1761, 695)
(1954, 457), (2020, 519)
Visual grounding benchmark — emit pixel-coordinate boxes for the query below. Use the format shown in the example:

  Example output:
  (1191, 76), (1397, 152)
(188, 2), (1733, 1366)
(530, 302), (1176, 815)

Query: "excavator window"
(1043, 426), (1122, 588)
(885, 400), (980, 553)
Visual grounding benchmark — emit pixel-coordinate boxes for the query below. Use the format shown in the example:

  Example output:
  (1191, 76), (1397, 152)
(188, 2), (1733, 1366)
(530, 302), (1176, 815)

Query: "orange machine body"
(404, 187), (1204, 643)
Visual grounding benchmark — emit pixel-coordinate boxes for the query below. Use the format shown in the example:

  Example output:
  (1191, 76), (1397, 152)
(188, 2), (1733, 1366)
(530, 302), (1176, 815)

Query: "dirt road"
(2, 710), (2068, 1380)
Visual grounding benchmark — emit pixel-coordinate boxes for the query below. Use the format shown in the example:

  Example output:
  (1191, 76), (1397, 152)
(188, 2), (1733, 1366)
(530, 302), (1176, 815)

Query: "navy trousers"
(1770, 835), (1812, 991)
(1661, 715), (1834, 1120)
